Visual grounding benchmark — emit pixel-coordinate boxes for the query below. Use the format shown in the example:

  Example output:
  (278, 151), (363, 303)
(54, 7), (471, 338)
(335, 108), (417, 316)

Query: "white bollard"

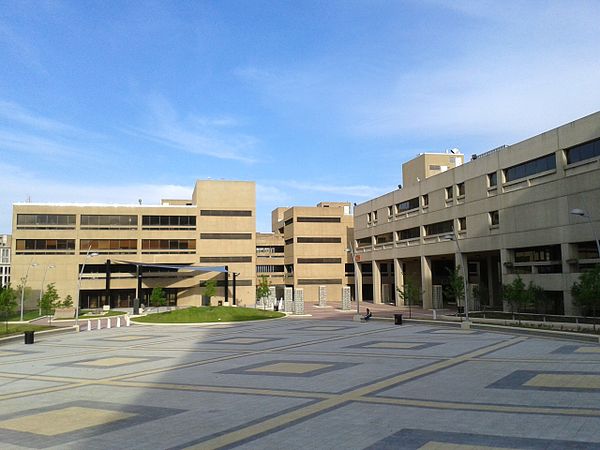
(87, 320), (92, 331)
(116, 317), (121, 327)
(125, 316), (130, 327)
(97, 319), (101, 330)
(107, 318), (111, 329)
(432, 310), (437, 320)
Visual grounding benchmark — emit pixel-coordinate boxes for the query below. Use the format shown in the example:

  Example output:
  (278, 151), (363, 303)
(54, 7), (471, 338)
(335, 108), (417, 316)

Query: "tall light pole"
(75, 248), (99, 326)
(444, 233), (470, 322)
(38, 264), (55, 315)
(20, 261), (38, 321)
(346, 245), (360, 316)
(570, 208), (600, 258)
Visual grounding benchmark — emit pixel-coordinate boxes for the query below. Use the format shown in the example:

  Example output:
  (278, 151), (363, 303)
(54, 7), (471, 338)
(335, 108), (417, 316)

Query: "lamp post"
(75, 249), (99, 326)
(20, 261), (38, 321)
(444, 233), (470, 322)
(346, 245), (360, 316)
(570, 208), (600, 258)
(38, 264), (55, 315)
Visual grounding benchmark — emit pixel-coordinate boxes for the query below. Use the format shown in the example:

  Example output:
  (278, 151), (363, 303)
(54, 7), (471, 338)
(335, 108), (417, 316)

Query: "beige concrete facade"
(11, 180), (256, 309)
(256, 232), (285, 290)
(272, 202), (354, 302)
(355, 111), (600, 315)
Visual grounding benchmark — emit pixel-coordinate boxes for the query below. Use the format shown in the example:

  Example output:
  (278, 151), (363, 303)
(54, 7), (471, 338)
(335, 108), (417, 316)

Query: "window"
(257, 265), (285, 273)
(445, 186), (453, 200)
(296, 237), (341, 243)
(356, 237), (372, 247)
(375, 233), (393, 244)
(490, 211), (499, 226)
(80, 239), (137, 252)
(141, 240), (196, 251)
(200, 210), (252, 216)
(367, 213), (372, 222)
(399, 227), (420, 240)
(396, 197), (419, 213)
(504, 154), (556, 182)
(566, 137), (600, 165)
(576, 242), (599, 259)
(457, 183), (465, 197)
(424, 220), (453, 236)
(284, 218), (293, 226)
(297, 217), (341, 223)
(488, 172), (497, 187)
(458, 217), (467, 231)
(298, 279), (342, 285)
(514, 245), (561, 263)
(199, 256), (252, 263)
(16, 239), (75, 253)
(297, 258), (341, 264)
(387, 206), (393, 217)
(16, 214), (76, 228)
(422, 194), (429, 207)
(142, 216), (196, 228)
(284, 238), (293, 245)
(200, 233), (252, 240)
(81, 215), (137, 228)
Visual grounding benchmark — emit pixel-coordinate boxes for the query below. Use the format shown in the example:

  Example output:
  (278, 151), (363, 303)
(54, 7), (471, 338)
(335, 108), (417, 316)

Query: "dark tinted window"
(566, 138), (600, 164)
(505, 154), (556, 182)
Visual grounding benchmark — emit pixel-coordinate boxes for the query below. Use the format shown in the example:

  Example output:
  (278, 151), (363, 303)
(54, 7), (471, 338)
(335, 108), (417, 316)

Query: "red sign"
(355, 255), (361, 262)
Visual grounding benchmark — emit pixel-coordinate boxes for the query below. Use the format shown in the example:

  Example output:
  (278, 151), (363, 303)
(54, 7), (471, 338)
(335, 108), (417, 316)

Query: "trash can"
(24, 331), (35, 344)
(457, 306), (465, 316)
(394, 314), (403, 325)
(274, 304), (279, 311)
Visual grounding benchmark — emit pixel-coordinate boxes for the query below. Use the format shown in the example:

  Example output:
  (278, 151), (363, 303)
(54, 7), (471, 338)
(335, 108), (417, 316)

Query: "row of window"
(17, 211), (252, 229)
(368, 140), (600, 222)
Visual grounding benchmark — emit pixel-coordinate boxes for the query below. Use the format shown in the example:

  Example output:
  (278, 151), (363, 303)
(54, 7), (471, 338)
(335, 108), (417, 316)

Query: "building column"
(561, 242), (576, 315)
(420, 255), (432, 309)
(455, 251), (467, 308)
(355, 263), (363, 303)
(372, 260), (382, 304)
(394, 258), (404, 306)
(486, 254), (494, 306)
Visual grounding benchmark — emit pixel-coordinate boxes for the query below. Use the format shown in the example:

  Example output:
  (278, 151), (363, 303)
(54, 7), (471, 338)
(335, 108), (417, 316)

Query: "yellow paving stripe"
(187, 337), (527, 450)
(356, 396), (600, 417)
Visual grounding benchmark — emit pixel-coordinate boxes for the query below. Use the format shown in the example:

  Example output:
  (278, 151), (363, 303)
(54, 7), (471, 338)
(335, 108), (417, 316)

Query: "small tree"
(39, 283), (60, 316)
(572, 265), (600, 320)
(0, 285), (18, 332)
(528, 282), (546, 314)
(256, 275), (271, 302)
(62, 295), (74, 308)
(445, 266), (465, 309)
(203, 279), (217, 306)
(397, 276), (421, 319)
(502, 276), (531, 317)
(150, 287), (167, 311)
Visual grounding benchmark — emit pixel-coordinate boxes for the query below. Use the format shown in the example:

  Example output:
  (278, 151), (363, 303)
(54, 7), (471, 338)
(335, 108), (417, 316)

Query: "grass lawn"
(133, 306), (285, 323)
(0, 324), (54, 337)
(2, 310), (42, 322)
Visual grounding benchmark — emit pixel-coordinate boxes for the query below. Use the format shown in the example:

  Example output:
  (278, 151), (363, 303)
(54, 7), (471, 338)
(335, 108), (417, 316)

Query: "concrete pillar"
(284, 287), (294, 312)
(394, 258), (404, 306)
(420, 255), (432, 309)
(268, 286), (276, 310)
(500, 248), (511, 311)
(455, 252), (467, 308)
(372, 260), (382, 304)
(318, 286), (327, 307)
(294, 288), (304, 315)
(341, 286), (351, 310)
(486, 254), (494, 306)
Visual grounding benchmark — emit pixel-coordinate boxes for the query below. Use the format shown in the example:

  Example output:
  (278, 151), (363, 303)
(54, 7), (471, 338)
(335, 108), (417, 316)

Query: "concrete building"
(11, 180), (256, 310)
(271, 202), (354, 302)
(256, 232), (285, 295)
(0, 234), (10, 287)
(354, 111), (600, 315)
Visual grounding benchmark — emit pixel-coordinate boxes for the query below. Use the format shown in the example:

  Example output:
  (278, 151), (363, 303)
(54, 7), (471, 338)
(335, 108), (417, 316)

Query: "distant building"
(11, 180), (256, 309)
(0, 234), (10, 287)
(354, 111), (600, 315)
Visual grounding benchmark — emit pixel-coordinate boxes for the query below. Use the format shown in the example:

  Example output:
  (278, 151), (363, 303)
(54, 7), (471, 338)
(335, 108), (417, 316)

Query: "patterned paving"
(0, 318), (599, 449)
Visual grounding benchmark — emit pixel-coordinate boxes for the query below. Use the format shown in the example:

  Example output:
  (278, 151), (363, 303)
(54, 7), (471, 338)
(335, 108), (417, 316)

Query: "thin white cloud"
(279, 180), (387, 199)
(0, 100), (81, 134)
(128, 95), (257, 163)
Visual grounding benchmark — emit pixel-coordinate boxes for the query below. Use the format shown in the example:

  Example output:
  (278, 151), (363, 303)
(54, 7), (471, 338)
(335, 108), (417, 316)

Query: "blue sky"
(1, 0), (600, 233)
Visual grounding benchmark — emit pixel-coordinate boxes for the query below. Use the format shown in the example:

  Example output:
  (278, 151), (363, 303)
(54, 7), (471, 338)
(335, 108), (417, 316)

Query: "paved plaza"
(1, 316), (600, 449)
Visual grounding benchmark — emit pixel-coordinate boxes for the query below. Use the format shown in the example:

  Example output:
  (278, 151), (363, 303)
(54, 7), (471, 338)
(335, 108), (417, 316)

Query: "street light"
(346, 245), (361, 316)
(20, 261), (38, 321)
(39, 264), (55, 315)
(75, 249), (99, 326)
(570, 208), (600, 258)
(444, 233), (470, 322)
